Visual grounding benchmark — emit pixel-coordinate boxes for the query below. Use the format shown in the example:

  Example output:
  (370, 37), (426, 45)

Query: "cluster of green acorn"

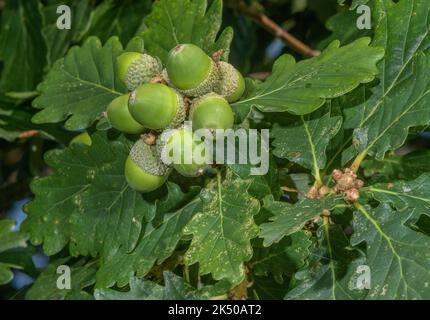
(101, 44), (245, 193)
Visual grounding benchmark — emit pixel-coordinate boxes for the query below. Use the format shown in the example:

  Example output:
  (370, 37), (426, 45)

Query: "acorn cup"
(116, 52), (162, 91)
(125, 139), (170, 193)
(216, 61), (246, 103)
(166, 44), (220, 97)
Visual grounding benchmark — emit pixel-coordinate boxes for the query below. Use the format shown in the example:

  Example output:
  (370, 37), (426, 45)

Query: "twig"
(281, 186), (299, 193)
(226, 0), (320, 58)
(18, 130), (40, 140)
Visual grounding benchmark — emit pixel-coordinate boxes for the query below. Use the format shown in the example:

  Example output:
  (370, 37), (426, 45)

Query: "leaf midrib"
(358, 1), (430, 128)
(355, 204), (414, 297)
(369, 187), (430, 203)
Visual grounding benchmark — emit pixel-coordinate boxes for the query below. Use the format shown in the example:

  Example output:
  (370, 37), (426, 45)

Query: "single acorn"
(125, 139), (170, 193)
(116, 52), (162, 91)
(106, 94), (145, 134)
(166, 44), (219, 97)
(128, 83), (186, 130)
(70, 132), (92, 146)
(190, 93), (234, 131)
(159, 126), (208, 177)
(216, 61), (246, 103)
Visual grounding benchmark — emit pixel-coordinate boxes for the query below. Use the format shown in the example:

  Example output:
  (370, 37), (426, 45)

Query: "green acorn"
(116, 52), (162, 91)
(216, 61), (246, 103)
(70, 132), (92, 146)
(166, 44), (219, 97)
(190, 93), (234, 131)
(128, 83), (186, 130)
(125, 139), (170, 193)
(159, 126), (208, 177)
(106, 94), (145, 134)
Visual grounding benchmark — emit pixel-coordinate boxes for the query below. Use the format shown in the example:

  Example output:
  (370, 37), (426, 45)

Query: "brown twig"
(18, 130), (40, 140)
(226, 0), (320, 58)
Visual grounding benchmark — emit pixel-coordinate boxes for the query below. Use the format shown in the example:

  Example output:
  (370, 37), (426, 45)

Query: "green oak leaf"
(42, 0), (93, 67)
(95, 189), (201, 288)
(353, 203), (430, 299)
(338, 0), (371, 10)
(95, 272), (222, 300)
(366, 173), (430, 220)
(0, 100), (71, 143)
(95, 275), (165, 300)
(142, 0), (233, 63)
(272, 110), (342, 181)
(345, 0), (430, 161)
(229, 156), (281, 200)
(26, 258), (98, 300)
(287, 224), (366, 300)
(0, 220), (29, 285)
(227, 130), (281, 200)
(0, 0), (46, 93)
(22, 132), (153, 257)
(319, 3), (372, 49)
(64, 291), (94, 300)
(251, 231), (312, 284)
(260, 195), (344, 246)
(232, 37), (384, 115)
(87, 0), (152, 45)
(31, 36), (127, 130)
(183, 172), (260, 285)
(251, 275), (289, 300)
(362, 150), (430, 182)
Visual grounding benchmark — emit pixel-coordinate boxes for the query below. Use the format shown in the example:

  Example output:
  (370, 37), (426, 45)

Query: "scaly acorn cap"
(130, 139), (170, 176)
(216, 61), (246, 103)
(161, 68), (170, 83)
(166, 44), (220, 97)
(168, 89), (187, 129)
(176, 59), (220, 98)
(117, 52), (162, 91)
